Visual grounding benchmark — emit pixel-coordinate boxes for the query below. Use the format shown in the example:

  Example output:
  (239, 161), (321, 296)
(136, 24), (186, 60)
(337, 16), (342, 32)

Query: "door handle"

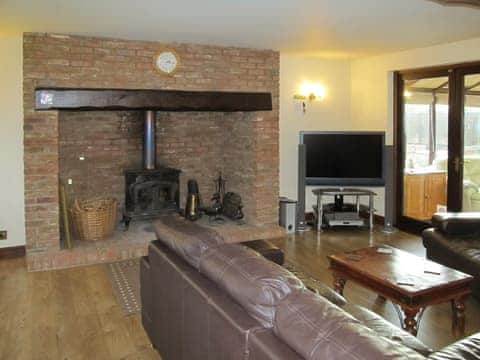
(454, 157), (461, 173)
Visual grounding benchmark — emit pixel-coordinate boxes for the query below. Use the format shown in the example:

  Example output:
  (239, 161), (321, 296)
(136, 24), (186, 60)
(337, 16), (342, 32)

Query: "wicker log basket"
(71, 197), (117, 241)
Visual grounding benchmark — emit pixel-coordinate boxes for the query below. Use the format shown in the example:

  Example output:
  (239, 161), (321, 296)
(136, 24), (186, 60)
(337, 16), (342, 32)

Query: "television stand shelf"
(312, 188), (376, 232)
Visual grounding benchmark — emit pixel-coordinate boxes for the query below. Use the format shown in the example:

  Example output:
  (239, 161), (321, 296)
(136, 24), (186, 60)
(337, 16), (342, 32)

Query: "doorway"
(395, 62), (480, 232)
(460, 72), (480, 212)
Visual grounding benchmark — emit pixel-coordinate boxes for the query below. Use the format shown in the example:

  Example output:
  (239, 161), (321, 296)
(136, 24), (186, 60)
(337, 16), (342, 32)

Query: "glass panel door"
(402, 76), (449, 221)
(462, 73), (480, 211)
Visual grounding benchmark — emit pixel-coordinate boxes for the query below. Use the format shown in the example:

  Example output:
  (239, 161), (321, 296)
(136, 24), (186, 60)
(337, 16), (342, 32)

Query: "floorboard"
(0, 257), (159, 360)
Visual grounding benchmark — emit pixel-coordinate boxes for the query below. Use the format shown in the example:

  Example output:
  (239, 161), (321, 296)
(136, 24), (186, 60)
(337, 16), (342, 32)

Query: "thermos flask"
(185, 179), (200, 221)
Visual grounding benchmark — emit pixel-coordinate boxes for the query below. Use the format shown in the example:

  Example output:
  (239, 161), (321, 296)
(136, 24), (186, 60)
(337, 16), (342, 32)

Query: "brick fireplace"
(23, 33), (281, 270)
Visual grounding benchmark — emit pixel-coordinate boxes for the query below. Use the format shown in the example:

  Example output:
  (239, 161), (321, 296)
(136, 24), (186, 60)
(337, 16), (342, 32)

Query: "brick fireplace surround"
(23, 33), (281, 271)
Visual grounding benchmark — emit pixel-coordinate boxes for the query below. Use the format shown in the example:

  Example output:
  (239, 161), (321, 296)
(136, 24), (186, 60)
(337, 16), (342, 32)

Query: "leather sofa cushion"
(342, 303), (432, 356)
(182, 261), (263, 360)
(199, 243), (304, 328)
(274, 289), (425, 360)
(432, 213), (480, 236)
(428, 332), (480, 360)
(153, 215), (224, 269)
(293, 281), (431, 355)
(248, 328), (303, 360)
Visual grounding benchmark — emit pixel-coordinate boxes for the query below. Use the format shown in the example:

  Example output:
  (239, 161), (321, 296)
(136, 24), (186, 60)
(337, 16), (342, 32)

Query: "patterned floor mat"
(106, 259), (141, 315)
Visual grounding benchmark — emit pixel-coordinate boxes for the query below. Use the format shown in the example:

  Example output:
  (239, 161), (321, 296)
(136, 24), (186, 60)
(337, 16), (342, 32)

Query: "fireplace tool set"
(183, 172), (244, 225)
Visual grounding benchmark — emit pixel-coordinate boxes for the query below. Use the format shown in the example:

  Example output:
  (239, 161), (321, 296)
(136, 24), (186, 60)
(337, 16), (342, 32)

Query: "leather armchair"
(422, 212), (480, 298)
(429, 333), (480, 360)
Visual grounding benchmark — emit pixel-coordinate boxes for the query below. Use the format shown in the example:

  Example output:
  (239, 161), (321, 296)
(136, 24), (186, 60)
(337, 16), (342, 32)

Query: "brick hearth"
(23, 33), (281, 270)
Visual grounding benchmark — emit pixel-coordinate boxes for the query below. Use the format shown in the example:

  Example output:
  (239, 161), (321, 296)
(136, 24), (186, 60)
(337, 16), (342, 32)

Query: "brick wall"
(23, 33), (279, 270)
(59, 110), (253, 221)
(58, 111), (143, 218)
(155, 111), (239, 210)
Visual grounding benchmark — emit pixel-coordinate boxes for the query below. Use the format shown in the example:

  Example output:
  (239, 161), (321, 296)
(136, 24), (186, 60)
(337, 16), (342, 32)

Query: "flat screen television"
(300, 131), (385, 186)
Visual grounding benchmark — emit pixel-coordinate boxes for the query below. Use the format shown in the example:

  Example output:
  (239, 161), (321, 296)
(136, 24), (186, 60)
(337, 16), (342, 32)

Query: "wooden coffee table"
(328, 245), (473, 336)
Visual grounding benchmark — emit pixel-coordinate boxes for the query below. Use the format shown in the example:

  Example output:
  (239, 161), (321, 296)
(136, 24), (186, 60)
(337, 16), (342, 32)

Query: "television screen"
(300, 131), (385, 186)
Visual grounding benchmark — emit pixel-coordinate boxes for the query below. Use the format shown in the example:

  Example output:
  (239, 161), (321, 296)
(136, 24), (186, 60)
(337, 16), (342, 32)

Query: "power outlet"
(0, 230), (7, 240)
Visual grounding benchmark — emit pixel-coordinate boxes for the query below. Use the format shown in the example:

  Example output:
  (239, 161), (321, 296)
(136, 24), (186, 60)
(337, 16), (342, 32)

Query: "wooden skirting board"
(0, 245), (26, 260)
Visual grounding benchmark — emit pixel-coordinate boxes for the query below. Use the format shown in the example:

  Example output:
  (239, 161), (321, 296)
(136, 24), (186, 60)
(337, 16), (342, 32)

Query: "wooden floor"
(0, 258), (159, 360)
(1, 226), (479, 359)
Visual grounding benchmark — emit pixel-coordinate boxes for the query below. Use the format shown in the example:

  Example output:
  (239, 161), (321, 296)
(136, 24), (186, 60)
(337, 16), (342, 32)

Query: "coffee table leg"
(333, 274), (346, 296)
(392, 305), (425, 337)
(451, 298), (466, 334)
(401, 308), (420, 336)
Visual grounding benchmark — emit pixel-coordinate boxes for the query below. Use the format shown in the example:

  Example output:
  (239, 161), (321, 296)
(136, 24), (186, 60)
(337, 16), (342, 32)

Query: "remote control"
(377, 247), (393, 254)
(346, 254), (362, 261)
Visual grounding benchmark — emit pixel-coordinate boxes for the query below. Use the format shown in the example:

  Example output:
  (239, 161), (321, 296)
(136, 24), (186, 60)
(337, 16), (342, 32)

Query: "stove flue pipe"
(143, 110), (156, 170)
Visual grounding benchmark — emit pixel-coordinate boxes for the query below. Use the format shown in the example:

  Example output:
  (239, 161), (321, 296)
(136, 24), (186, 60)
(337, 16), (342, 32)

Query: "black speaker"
(297, 144), (309, 231)
(383, 145), (397, 233)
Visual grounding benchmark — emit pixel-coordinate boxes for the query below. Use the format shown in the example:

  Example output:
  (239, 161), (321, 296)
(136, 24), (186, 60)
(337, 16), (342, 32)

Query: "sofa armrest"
(429, 333), (480, 360)
(432, 212), (480, 236)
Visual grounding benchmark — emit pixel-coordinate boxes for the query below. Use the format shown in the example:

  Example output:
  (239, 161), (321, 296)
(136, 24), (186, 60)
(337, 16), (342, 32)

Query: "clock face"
(155, 51), (178, 74)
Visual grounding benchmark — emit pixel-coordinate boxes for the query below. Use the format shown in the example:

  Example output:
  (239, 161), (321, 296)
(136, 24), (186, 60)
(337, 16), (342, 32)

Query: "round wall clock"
(155, 50), (179, 75)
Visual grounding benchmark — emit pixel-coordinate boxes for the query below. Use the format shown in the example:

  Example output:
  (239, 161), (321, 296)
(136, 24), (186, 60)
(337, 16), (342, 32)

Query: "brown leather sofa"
(141, 216), (480, 359)
(423, 212), (480, 298)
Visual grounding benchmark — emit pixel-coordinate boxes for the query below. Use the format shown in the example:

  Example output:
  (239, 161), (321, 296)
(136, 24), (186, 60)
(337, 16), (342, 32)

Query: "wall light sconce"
(293, 82), (326, 113)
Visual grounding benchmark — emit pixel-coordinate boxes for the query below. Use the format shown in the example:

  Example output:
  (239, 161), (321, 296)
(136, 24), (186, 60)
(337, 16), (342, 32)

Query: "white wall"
(0, 35), (25, 248)
(351, 37), (480, 145)
(280, 55), (353, 212)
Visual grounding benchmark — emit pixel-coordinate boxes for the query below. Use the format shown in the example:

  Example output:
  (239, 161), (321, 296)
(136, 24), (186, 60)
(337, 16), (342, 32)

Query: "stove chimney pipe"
(144, 110), (156, 170)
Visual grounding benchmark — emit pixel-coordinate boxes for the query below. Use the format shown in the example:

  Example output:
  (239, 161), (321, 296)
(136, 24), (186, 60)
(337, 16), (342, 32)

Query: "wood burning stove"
(122, 110), (180, 229)
(123, 168), (180, 228)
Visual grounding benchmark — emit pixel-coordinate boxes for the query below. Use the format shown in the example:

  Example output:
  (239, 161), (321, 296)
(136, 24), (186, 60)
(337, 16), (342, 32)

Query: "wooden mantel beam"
(35, 88), (272, 112)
